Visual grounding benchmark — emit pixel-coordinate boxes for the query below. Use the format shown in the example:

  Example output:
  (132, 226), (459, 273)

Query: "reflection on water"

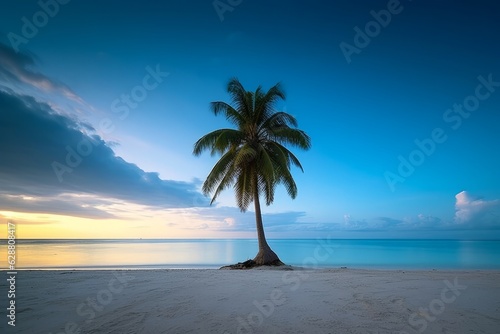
(1, 239), (499, 269)
(0, 239), (260, 269)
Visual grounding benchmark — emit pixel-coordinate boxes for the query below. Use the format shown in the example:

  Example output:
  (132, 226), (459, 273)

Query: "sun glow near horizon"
(0, 206), (263, 239)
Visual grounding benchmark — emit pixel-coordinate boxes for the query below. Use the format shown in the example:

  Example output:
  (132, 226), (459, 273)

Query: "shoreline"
(5, 269), (500, 333)
(4, 239), (499, 272)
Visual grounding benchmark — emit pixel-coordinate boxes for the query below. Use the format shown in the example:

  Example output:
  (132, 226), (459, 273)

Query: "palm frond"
(260, 111), (298, 130)
(210, 102), (243, 127)
(254, 82), (286, 125)
(193, 129), (243, 156)
(269, 127), (311, 150)
(276, 165), (298, 199)
(210, 164), (238, 205)
(234, 144), (257, 167)
(258, 148), (277, 205)
(273, 142), (305, 171)
(227, 78), (252, 124)
(234, 165), (253, 211)
(202, 150), (236, 196)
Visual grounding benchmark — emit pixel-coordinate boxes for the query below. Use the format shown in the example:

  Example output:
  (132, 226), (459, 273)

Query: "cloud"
(342, 214), (370, 229)
(0, 42), (97, 128)
(341, 191), (500, 233)
(173, 206), (307, 232)
(341, 214), (413, 231)
(342, 214), (443, 231)
(0, 89), (208, 216)
(0, 43), (85, 105)
(0, 193), (115, 219)
(172, 191), (500, 236)
(454, 191), (500, 227)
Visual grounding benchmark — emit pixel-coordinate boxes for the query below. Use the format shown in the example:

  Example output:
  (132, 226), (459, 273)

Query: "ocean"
(2, 239), (500, 270)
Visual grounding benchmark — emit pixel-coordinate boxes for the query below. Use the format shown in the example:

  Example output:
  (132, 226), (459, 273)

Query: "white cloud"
(454, 191), (500, 226)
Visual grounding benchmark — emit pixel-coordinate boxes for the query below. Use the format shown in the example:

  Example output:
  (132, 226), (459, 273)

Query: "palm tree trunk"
(252, 175), (282, 265)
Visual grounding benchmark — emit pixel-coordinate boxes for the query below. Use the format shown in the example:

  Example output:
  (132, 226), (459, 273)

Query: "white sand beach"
(5, 269), (500, 333)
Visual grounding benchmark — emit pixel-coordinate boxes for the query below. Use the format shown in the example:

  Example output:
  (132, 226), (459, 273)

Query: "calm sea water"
(1, 239), (499, 270)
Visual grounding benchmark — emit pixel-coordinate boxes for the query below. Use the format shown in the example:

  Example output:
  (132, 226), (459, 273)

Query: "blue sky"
(0, 0), (499, 239)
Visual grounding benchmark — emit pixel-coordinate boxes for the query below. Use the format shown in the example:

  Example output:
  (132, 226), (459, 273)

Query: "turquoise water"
(1, 239), (499, 270)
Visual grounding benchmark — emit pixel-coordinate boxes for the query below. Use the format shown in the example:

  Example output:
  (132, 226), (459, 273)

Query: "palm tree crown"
(193, 78), (311, 211)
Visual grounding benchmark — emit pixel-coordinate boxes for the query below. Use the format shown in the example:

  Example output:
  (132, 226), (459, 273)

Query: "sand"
(3, 268), (500, 333)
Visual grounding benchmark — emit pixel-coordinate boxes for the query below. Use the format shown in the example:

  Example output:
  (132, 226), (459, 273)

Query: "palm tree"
(193, 78), (311, 265)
